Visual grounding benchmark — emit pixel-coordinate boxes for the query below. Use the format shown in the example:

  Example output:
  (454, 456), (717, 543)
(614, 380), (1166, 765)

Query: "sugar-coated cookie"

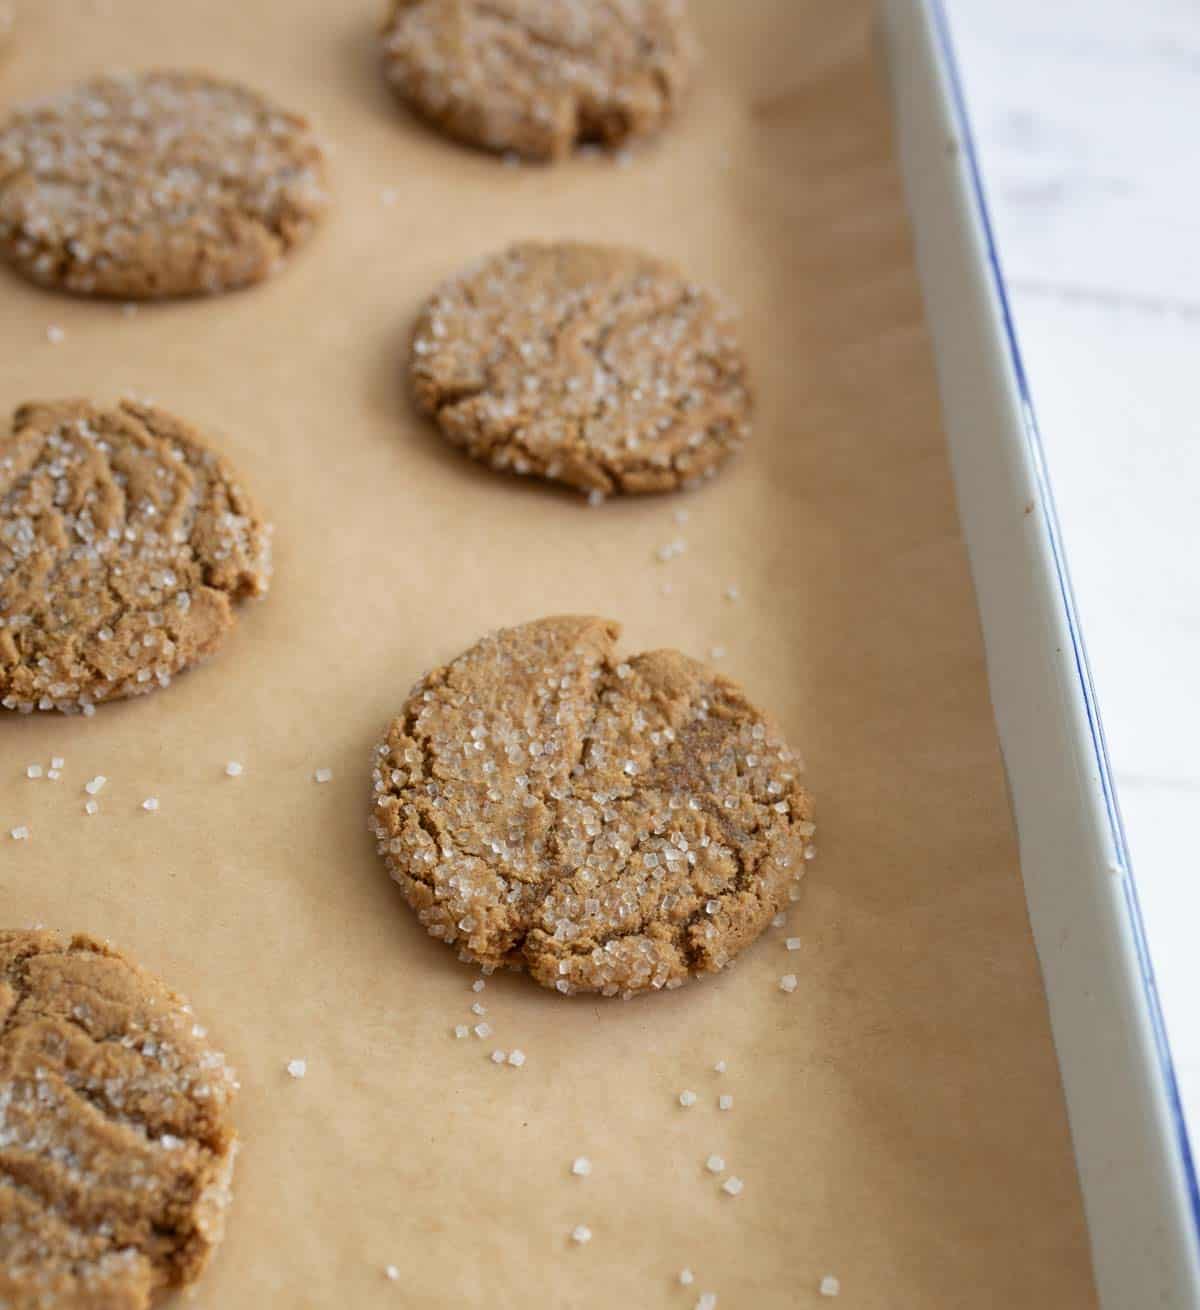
(371, 616), (813, 995)
(410, 242), (750, 498)
(0, 71), (328, 298)
(0, 930), (238, 1309)
(381, 0), (695, 161)
(0, 399), (271, 714)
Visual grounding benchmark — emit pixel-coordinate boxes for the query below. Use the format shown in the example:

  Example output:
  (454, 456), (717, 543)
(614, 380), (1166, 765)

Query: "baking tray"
(1, 2), (1097, 1306)
(883, 3), (1200, 1306)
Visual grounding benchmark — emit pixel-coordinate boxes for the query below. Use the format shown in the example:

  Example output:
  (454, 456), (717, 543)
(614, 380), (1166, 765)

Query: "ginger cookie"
(380, 0), (696, 161)
(0, 930), (238, 1309)
(0, 70), (328, 299)
(0, 398), (271, 715)
(370, 616), (813, 995)
(410, 241), (750, 498)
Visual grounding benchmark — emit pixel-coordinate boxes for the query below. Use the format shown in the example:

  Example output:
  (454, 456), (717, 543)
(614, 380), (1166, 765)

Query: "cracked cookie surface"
(0, 398), (271, 715)
(371, 616), (813, 995)
(0, 70), (328, 298)
(380, 0), (695, 161)
(0, 930), (238, 1310)
(410, 241), (750, 497)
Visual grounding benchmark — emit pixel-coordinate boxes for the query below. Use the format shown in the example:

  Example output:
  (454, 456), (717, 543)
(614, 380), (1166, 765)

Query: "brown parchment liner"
(0, 2), (1097, 1306)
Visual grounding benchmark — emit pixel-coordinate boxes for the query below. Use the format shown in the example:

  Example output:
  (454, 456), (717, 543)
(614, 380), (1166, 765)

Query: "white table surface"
(945, 0), (1200, 1153)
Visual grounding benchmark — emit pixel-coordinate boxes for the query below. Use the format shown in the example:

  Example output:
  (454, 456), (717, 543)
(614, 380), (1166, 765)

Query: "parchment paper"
(0, 2), (1098, 1305)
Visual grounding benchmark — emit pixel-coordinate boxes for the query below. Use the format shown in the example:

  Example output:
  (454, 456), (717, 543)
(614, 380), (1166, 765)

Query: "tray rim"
(883, 2), (1200, 1304)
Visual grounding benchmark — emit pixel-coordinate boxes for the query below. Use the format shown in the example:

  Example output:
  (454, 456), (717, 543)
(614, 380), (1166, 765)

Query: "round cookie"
(0, 70), (328, 298)
(0, 398), (271, 715)
(370, 616), (814, 996)
(0, 930), (238, 1310)
(380, 0), (696, 161)
(410, 241), (750, 497)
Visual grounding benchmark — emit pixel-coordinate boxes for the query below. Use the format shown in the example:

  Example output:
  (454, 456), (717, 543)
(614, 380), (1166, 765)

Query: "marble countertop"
(945, 0), (1200, 1148)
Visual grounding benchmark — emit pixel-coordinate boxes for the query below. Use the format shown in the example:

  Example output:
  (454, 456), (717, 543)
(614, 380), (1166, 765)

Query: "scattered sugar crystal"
(225, 761), (244, 777)
(587, 489), (605, 507)
(674, 508), (689, 525)
(713, 1060), (727, 1074)
(381, 187), (398, 206)
(709, 646), (726, 660)
(47, 769), (60, 781)
(142, 797), (159, 812)
(679, 1268), (695, 1286)
(313, 767), (333, 783)
(507, 1049), (526, 1067)
(471, 1001), (486, 1016)
(385, 1265), (400, 1281)
(473, 1022), (492, 1039)
(705, 1154), (725, 1173)
(718, 1094), (733, 1111)
(25, 764), (42, 779)
(572, 1156), (592, 1177)
(679, 1090), (697, 1107)
(696, 1294), (718, 1310)
(286, 1059), (307, 1079)
(804, 844), (817, 860)
(490, 1049), (506, 1064)
(10, 826), (29, 841)
(46, 324), (65, 344)
(122, 303), (138, 318)
(819, 1275), (840, 1297)
(786, 937), (802, 951)
(771, 912), (786, 928)
(721, 1176), (744, 1197)
(655, 538), (687, 563)
(472, 979), (486, 992)
(84, 801), (99, 816)
(454, 1024), (469, 1039)
(779, 974), (798, 993)
(571, 1225), (592, 1245)
(724, 585), (740, 602)
(50, 756), (64, 769)
(85, 776), (106, 795)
